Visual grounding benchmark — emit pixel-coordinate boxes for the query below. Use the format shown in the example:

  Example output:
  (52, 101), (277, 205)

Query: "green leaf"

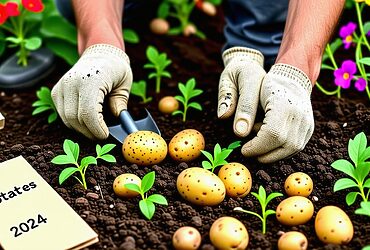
(131, 80), (147, 98)
(331, 159), (356, 179)
(356, 162), (370, 183)
(63, 139), (79, 161)
(44, 38), (78, 65)
(32, 106), (52, 115)
(321, 63), (335, 70)
(99, 144), (116, 155)
(167, 27), (182, 35)
(188, 102), (202, 111)
(258, 186), (267, 203)
(146, 46), (159, 63)
(51, 155), (75, 165)
(5, 37), (21, 44)
(189, 89), (203, 99)
(194, 30), (206, 40)
(147, 194), (168, 205)
(96, 144), (102, 156)
(32, 100), (48, 107)
(265, 209), (276, 217)
(202, 161), (213, 169)
(206, 0), (222, 5)
(349, 132), (367, 165)
(24, 37), (42, 51)
(359, 57), (370, 67)
(214, 144), (222, 157)
(362, 246), (370, 250)
(359, 147), (370, 163)
(172, 110), (183, 116)
(364, 22), (370, 34)
(265, 192), (283, 205)
(139, 200), (155, 220)
(345, 192), (359, 206)
(174, 95), (185, 105)
(148, 72), (157, 79)
(80, 156), (97, 169)
(157, 2), (170, 18)
(99, 154), (116, 163)
(123, 29), (139, 44)
(364, 178), (370, 188)
(251, 191), (264, 207)
(178, 83), (188, 99)
(355, 201), (370, 217)
(201, 150), (214, 163)
(141, 171), (155, 193)
(48, 112), (58, 123)
(40, 15), (77, 45)
(333, 178), (358, 192)
(322, 38), (342, 62)
(161, 71), (171, 78)
(59, 167), (79, 185)
(227, 141), (241, 150)
(124, 183), (141, 194)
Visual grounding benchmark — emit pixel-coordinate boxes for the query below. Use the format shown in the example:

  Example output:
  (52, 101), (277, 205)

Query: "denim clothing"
(223, 0), (289, 67)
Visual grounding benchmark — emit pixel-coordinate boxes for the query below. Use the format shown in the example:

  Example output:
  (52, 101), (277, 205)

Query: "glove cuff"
(270, 63), (312, 94)
(222, 46), (264, 67)
(82, 44), (130, 65)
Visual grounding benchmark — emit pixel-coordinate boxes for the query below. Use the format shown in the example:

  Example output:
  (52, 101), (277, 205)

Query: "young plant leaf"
(123, 29), (139, 44)
(355, 201), (370, 217)
(51, 155), (75, 165)
(147, 194), (168, 205)
(59, 167), (79, 185)
(139, 200), (155, 220)
(228, 141), (241, 150)
(188, 102), (202, 110)
(348, 132), (367, 165)
(266, 192), (284, 205)
(202, 161), (213, 169)
(80, 156), (97, 169)
(99, 154), (116, 163)
(98, 144), (116, 156)
(346, 192), (359, 206)
(141, 171), (155, 193)
(333, 178), (358, 192)
(331, 159), (356, 179)
(24, 37), (42, 50)
(125, 183), (142, 194)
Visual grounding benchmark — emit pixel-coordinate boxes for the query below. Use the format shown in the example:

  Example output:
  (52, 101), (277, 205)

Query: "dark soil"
(1, 4), (370, 250)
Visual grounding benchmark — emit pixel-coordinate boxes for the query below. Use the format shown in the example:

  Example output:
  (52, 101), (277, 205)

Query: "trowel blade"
(108, 109), (161, 143)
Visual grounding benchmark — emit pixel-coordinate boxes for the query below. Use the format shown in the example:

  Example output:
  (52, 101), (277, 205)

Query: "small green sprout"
(172, 78), (203, 122)
(144, 45), (172, 93)
(125, 171), (168, 220)
(130, 80), (152, 103)
(332, 132), (370, 205)
(201, 141), (241, 172)
(51, 139), (116, 189)
(355, 201), (370, 217)
(32, 86), (58, 123)
(123, 29), (139, 44)
(234, 186), (283, 234)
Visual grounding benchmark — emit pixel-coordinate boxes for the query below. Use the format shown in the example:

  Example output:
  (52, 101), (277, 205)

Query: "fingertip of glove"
(234, 119), (250, 137)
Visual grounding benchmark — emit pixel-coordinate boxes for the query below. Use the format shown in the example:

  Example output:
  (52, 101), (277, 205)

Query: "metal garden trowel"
(108, 109), (161, 143)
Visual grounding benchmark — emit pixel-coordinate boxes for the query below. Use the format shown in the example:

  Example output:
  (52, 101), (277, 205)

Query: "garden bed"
(1, 5), (370, 250)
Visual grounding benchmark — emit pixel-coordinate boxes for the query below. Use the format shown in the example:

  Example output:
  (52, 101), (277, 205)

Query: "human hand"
(242, 64), (314, 163)
(218, 47), (266, 137)
(51, 44), (132, 140)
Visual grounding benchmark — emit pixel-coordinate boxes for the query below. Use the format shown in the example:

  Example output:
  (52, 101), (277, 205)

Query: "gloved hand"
(51, 44), (132, 140)
(218, 47), (266, 137)
(242, 63), (314, 163)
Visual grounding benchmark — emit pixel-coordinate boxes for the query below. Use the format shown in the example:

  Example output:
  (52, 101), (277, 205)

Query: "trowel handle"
(119, 110), (139, 134)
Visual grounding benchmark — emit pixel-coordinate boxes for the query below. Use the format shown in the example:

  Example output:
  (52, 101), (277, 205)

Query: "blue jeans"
(223, 0), (289, 67)
(56, 0), (288, 68)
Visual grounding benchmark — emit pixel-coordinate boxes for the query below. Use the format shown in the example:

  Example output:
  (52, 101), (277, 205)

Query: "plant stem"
(183, 103), (187, 122)
(315, 82), (340, 96)
(156, 76), (161, 93)
(355, 2), (370, 51)
(236, 208), (264, 233)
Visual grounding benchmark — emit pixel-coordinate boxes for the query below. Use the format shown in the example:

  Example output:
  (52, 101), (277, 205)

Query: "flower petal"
(341, 60), (357, 75)
(0, 4), (8, 25)
(5, 2), (20, 16)
(21, 0), (44, 12)
(355, 78), (367, 91)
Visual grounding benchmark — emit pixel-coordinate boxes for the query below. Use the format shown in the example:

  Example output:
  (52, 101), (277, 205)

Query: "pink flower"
(355, 78), (367, 91)
(339, 22), (357, 49)
(21, 0), (44, 12)
(0, 4), (9, 25)
(5, 2), (20, 16)
(334, 60), (357, 89)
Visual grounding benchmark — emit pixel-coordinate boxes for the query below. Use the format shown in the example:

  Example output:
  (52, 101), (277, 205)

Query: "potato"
(159, 96), (179, 114)
(218, 163), (252, 198)
(315, 206), (353, 245)
(113, 174), (141, 198)
(172, 226), (201, 250)
(122, 131), (167, 166)
(278, 231), (308, 250)
(169, 129), (205, 162)
(177, 167), (225, 206)
(183, 24), (197, 36)
(150, 18), (169, 35)
(276, 196), (314, 226)
(284, 172), (313, 197)
(201, 2), (217, 16)
(210, 217), (249, 250)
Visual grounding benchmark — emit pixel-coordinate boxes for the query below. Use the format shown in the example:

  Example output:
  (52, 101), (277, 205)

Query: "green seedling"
(51, 139), (116, 189)
(201, 141), (241, 172)
(130, 80), (152, 103)
(144, 45), (172, 93)
(32, 86), (58, 124)
(355, 201), (370, 217)
(123, 29), (139, 44)
(332, 132), (370, 205)
(234, 186), (283, 234)
(172, 78), (203, 122)
(125, 171), (168, 220)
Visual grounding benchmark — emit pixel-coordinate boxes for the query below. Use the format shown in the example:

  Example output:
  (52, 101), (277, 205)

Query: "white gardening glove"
(242, 63), (314, 163)
(218, 47), (266, 137)
(51, 44), (132, 140)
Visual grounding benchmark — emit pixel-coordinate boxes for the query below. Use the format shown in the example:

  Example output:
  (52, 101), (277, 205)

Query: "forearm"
(72, 0), (125, 53)
(276, 0), (345, 84)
